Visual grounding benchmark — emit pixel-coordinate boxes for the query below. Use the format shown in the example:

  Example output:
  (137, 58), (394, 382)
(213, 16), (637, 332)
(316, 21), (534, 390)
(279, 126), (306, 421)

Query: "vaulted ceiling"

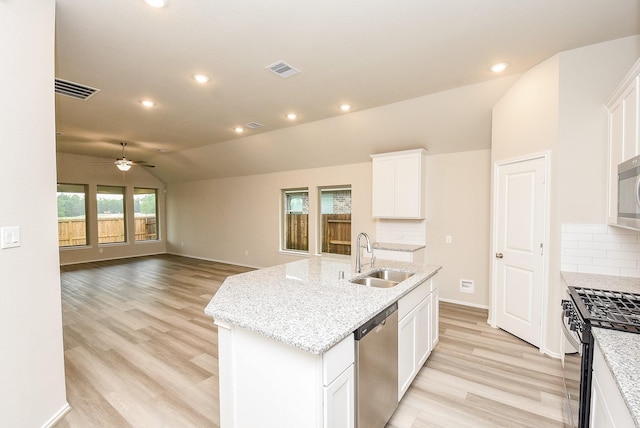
(54, 0), (640, 182)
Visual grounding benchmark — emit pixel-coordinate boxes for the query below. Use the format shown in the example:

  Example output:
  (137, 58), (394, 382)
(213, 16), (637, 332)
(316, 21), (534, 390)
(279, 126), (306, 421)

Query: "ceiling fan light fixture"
(115, 159), (133, 171)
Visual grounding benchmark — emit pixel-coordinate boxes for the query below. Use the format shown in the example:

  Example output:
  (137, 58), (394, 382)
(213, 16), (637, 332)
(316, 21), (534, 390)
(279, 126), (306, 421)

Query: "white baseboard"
(166, 251), (262, 270)
(42, 402), (71, 428)
(439, 297), (489, 310)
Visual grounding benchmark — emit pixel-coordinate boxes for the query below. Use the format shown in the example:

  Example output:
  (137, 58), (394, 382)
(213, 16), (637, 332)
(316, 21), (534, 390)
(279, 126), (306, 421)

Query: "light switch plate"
(1, 226), (21, 249)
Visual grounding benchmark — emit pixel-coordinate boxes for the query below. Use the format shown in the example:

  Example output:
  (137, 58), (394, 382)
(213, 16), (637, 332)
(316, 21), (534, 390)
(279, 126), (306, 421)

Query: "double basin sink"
(350, 269), (414, 288)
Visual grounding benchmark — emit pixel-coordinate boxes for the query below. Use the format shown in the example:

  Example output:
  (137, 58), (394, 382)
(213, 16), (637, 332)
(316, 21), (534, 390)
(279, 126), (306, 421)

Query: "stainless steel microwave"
(618, 154), (640, 229)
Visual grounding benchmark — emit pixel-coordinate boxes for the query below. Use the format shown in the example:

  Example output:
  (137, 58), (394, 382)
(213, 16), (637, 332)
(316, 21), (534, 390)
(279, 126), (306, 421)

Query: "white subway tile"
(592, 258), (637, 268)
(620, 243), (640, 252)
(562, 233), (593, 242)
(619, 268), (640, 278)
(593, 233), (639, 243)
(578, 265), (621, 276)
(579, 241), (621, 251)
(563, 256), (593, 265)
(564, 248), (607, 258)
(561, 241), (581, 250)
(606, 250), (640, 260)
(561, 263), (578, 272)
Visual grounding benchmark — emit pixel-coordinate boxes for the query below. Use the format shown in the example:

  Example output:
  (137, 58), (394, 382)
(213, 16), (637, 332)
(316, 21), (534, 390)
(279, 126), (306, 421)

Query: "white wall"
(0, 1), (69, 426)
(491, 35), (640, 356)
(166, 163), (375, 268)
(57, 153), (167, 265)
(425, 150), (492, 308)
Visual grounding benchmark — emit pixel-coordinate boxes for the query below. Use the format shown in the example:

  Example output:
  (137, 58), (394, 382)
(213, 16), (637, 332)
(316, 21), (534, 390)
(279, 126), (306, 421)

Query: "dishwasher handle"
(354, 302), (398, 340)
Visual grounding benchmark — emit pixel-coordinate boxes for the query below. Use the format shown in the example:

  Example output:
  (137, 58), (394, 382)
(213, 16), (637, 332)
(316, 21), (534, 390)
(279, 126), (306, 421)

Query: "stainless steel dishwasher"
(354, 302), (398, 428)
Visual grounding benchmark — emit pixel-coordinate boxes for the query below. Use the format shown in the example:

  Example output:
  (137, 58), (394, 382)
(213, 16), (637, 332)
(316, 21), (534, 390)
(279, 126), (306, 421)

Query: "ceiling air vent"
(265, 60), (300, 78)
(54, 78), (100, 100)
(245, 122), (264, 129)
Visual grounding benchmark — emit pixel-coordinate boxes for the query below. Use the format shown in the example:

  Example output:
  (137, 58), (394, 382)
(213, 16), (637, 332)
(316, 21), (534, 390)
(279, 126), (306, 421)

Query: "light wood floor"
(57, 255), (566, 427)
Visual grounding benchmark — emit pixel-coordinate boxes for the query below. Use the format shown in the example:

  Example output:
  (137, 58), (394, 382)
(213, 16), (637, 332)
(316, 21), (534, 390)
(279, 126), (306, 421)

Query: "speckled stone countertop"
(562, 272), (640, 426)
(205, 256), (441, 354)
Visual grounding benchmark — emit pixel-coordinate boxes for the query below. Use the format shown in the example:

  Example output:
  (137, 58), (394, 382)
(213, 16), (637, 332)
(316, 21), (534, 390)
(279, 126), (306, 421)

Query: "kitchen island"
(205, 256), (441, 427)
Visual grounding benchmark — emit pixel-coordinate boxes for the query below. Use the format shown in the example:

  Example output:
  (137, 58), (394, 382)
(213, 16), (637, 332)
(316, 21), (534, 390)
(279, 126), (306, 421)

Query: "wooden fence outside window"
(285, 213), (351, 254)
(58, 216), (157, 247)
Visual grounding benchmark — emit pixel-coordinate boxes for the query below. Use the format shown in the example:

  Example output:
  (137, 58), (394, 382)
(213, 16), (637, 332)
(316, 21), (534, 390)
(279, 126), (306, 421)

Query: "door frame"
(489, 151), (551, 353)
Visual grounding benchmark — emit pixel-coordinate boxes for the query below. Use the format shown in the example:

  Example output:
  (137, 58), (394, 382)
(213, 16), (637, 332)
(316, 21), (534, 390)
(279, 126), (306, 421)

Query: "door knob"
(496, 252), (504, 259)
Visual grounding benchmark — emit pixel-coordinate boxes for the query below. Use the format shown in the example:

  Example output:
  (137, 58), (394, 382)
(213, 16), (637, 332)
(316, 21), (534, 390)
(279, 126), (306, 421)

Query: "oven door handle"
(561, 311), (582, 351)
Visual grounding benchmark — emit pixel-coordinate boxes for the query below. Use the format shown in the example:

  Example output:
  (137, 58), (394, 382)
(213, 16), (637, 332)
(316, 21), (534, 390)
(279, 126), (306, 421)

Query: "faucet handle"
(371, 254), (376, 267)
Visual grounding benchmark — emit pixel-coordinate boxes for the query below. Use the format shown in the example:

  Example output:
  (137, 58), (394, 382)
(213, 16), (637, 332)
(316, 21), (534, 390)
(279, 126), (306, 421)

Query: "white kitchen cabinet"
(215, 321), (355, 428)
(606, 58), (640, 224)
(397, 276), (437, 400)
(371, 149), (427, 219)
(430, 286), (439, 350)
(590, 341), (634, 428)
(323, 364), (354, 428)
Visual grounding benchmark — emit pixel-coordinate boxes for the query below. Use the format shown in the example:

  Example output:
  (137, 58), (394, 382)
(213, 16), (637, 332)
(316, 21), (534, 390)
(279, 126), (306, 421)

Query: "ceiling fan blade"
(132, 160), (155, 168)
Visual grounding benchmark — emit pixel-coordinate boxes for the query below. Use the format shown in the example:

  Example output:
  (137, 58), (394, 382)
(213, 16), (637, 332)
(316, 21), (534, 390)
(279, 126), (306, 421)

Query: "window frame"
(281, 188), (309, 253)
(318, 186), (352, 256)
(57, 183), (89, 248)
(133, 187), (159, 242)
(96, 185), (127, 245)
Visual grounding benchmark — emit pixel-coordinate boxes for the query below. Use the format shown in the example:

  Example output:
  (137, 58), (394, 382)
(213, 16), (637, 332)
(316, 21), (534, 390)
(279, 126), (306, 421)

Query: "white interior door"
(494, 156), (546, 348)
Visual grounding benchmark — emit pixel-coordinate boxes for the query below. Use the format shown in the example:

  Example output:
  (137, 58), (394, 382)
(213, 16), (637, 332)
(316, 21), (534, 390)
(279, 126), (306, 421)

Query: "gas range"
(561, 285), (640, 427)
(568, 286), (640, 335)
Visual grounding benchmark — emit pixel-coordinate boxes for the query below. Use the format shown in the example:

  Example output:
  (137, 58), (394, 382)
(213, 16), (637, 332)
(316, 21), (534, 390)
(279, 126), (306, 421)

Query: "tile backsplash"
(561, 224), (640, 277)
(375, 219), (426, 245)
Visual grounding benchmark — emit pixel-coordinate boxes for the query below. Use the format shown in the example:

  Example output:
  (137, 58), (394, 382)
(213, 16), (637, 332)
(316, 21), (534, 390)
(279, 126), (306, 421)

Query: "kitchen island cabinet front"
(216, 322), (354, 428)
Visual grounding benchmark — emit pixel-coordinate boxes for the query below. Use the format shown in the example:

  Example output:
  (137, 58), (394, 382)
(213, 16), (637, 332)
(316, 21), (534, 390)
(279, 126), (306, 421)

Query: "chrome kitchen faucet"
(356, 232), (375, 273)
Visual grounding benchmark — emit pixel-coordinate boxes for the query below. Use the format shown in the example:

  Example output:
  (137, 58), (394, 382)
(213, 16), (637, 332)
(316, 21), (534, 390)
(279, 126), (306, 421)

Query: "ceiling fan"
(114, 142), (155, 171)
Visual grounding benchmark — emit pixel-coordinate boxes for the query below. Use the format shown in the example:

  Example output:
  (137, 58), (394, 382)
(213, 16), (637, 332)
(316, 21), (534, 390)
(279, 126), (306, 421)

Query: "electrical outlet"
(445, 235), (453, 244)
(1, 226), (20, 249)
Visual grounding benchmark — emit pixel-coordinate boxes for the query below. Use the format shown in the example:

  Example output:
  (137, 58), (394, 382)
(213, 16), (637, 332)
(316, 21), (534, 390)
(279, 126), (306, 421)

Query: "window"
(134, 188), (158, 241)
(282, 189), (309, 252)
(97, 185), (126, 244)
(57, 183), (88, 247)
(320, 187), (352, 255)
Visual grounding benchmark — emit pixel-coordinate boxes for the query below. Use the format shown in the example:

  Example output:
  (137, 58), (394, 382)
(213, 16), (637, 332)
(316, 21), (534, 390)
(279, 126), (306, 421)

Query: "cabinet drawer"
(323, 334), (355, 386)
(398, 279), (430, 320)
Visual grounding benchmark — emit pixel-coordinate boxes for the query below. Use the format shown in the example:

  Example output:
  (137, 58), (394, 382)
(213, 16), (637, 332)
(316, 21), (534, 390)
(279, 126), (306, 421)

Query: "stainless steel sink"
(367, 270), (414, 283)
(350, 277), (399, 288)
(349, 269), (414, 288)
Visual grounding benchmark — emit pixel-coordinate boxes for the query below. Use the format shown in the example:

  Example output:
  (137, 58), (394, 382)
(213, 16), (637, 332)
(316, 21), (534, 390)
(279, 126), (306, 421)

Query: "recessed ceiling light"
(192, 74), (211, 84)
(234, 127), (244, 133)
(340, 104), (352, 112)
(145, 0), (167, 8)
(490, 62), (510, 73)
(139, 99), (156, 108)
(286, 113), (298, 120)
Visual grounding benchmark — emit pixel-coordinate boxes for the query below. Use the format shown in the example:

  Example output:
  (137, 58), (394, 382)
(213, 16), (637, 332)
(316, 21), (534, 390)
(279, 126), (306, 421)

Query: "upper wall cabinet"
(371, 149), (427, 219)
(607, 58), (640, 224)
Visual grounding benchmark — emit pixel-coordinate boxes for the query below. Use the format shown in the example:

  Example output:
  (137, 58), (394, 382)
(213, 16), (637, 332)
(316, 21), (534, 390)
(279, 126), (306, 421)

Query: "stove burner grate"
(573, 287), (640, 334)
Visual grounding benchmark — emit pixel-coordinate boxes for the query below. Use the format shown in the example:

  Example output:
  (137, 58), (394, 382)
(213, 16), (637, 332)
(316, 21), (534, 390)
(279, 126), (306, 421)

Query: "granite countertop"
(205, 256), (441, 354)
(561, 272), (640, 426)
